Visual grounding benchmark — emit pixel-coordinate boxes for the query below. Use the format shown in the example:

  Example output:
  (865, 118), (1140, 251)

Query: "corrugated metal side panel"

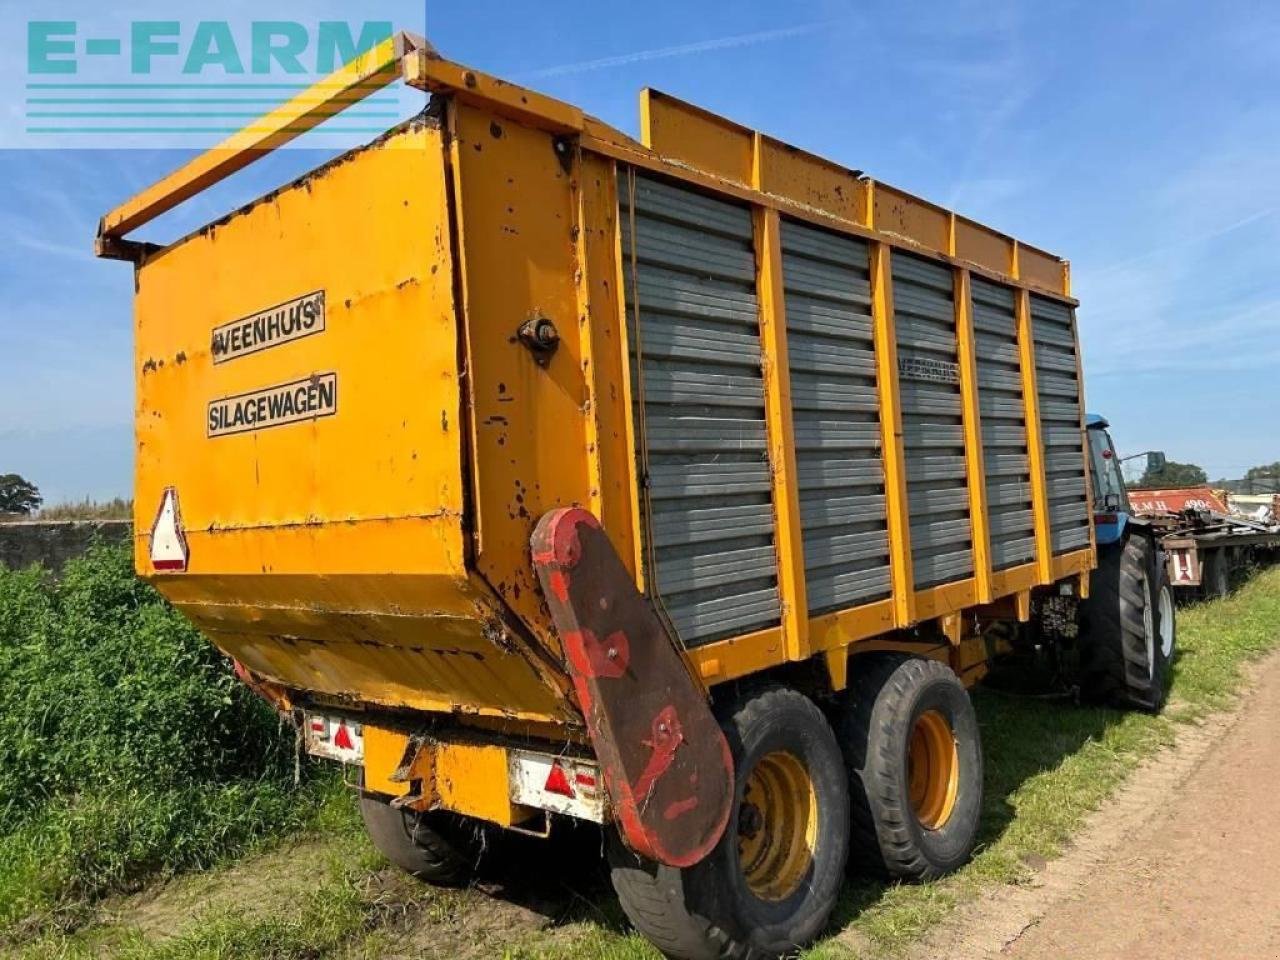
(971, 277), (1036, 570)
(892, 252), (974, 589)
(780, 219), (891, 613)
(620, 174), (780, 646)
(1031, 294), (1091, 554)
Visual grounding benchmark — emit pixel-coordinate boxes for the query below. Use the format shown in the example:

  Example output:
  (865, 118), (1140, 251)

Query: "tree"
(0, 474), (42, 515)
(1244, 462), (1280, 493)
(1136, 460), (1207, 489)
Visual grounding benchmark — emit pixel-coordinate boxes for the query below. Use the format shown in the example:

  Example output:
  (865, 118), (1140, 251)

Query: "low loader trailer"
(98, 34), (1175, 959)
(1130, 487), (1280, 599)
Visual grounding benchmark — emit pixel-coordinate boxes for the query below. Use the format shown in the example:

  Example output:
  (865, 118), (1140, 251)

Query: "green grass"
(0, 545), (339, 939)
(6, 564), (1280, 960)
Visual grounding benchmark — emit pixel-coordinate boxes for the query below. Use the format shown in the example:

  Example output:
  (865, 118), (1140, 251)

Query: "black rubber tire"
(1150, 565), (1177, 709)
(1079, 533), (1165, 711)
(1202, 548), (1230, 600)
(839, 656), (983, 881)
(360, 794), (483, 887)
(607, 687), (849, 960)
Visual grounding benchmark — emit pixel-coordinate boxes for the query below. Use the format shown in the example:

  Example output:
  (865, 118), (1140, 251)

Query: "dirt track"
(912, 650), (1280, 960)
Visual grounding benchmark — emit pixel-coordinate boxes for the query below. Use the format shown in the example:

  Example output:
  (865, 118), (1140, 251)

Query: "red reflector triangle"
(544, 762), (575, 798)
(333, 723), (354, 751)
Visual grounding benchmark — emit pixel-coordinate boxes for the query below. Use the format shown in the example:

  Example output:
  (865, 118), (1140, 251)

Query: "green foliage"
(0, 475), (41, 516)
(1136, 458), (1207, 488)
(1245, 461), (1280, 480)
(0, 544), (331, 934)
(37, 499), (133, 522)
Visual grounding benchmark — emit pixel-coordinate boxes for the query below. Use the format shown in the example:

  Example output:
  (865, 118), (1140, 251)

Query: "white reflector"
(149, 487), (189, 572)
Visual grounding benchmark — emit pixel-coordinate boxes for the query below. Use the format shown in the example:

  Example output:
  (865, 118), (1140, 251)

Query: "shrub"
(0, 543), (333, 932)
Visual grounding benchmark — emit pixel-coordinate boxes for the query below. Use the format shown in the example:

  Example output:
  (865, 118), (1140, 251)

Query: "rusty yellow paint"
(951, 636), (990, 686)
(872, 183), (951, 254)
(636, 90), (1074, 295)
(871, 242), (916, 626)
(431, 740), (523, 826)
(1016, 590), (1032, 622)
(128, 119), (570, 724)
(99, 34), (407, 247)
(445, 100), (597, 655)
(1053, 549), (1095, 581)
(1071, 304), (1099, 562)
(954, 269), (993, 603)
(613, 169), (648, 590)
(404, 49), (583, 134)
(363, 725), (410, 798)
(1016, 289), (1055, 583)
(852, 638), (950, 662)
(641, 88), (754, 184)
(754, 207), (810, 662)
(368, 735), (530, 827)
(576, 151), (641, 582)
(824, 649), (849, 692)
(583, 130), (1074, 306)
(939, 613), (964, 645)
(809, 599), (898, 652)
(914, 579), (980, 622)
(690, 626), (785, 684)
(988, 562), (1040, 598)
(1020, 242), (1069, 295)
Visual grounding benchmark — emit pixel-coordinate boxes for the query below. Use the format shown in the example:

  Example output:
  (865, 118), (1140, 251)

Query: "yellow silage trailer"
(97, 34), (1176, 959)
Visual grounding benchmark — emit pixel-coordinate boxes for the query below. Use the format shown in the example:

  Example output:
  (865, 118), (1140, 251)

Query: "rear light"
(543, 761), (575, 798)
(1094, 513), (1118, 525)
(509, 751), (606, 822)
(332, 722), (355, 751)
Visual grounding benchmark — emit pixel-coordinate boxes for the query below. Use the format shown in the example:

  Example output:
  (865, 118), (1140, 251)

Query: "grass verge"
(8, 568), (1280, 960)
(0, 544), (338, 939)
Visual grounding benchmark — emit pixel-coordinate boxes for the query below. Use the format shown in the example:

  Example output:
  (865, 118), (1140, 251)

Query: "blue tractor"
(1076, 414), (1177, 710)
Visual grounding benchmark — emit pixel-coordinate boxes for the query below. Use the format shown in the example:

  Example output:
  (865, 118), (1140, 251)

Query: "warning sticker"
(211, 290), (325, 364)
(898, 355), (961, 385)
(207, 373), (337, 438)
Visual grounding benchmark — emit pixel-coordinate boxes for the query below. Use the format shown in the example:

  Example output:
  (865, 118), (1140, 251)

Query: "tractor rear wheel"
(1079, 532), (1172, 711)
(607, 687), (849, 960)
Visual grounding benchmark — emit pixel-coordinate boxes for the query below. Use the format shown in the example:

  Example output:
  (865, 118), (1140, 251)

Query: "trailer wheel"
(607, 687), (848, 960)
(1079, 533), (1167, 711)
(838, 656), (983, 880)
(360, 794), (484, 886)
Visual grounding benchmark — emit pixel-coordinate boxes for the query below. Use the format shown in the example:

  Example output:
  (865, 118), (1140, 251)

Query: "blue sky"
(2, 0), (1278, 503)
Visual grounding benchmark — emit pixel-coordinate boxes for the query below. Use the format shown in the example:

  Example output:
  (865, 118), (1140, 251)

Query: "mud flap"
(531, 507), (733, 868)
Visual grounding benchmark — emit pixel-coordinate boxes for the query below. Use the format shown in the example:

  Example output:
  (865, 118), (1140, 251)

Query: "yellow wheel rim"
(907, 710), (959, 830)
(736, 751), (818, 901)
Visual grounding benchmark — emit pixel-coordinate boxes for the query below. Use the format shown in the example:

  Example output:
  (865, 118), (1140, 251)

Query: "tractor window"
(1087, 428), (1127, 512)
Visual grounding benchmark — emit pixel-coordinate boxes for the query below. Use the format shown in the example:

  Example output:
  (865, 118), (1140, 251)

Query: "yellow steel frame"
(954, 269), (993, 603)
(1015, 289), (1055, 584)
(99, 35), (1095, 706)
(871, 243), (917, 627)
(755, 208), (810, 662)
(98, 34), (413, 254)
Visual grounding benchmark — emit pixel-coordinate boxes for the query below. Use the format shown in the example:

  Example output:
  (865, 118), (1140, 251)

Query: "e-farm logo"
(22, 19), (400, 141)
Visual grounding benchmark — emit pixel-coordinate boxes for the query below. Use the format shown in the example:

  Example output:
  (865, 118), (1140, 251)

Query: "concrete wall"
(0, 520), (133, 572)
